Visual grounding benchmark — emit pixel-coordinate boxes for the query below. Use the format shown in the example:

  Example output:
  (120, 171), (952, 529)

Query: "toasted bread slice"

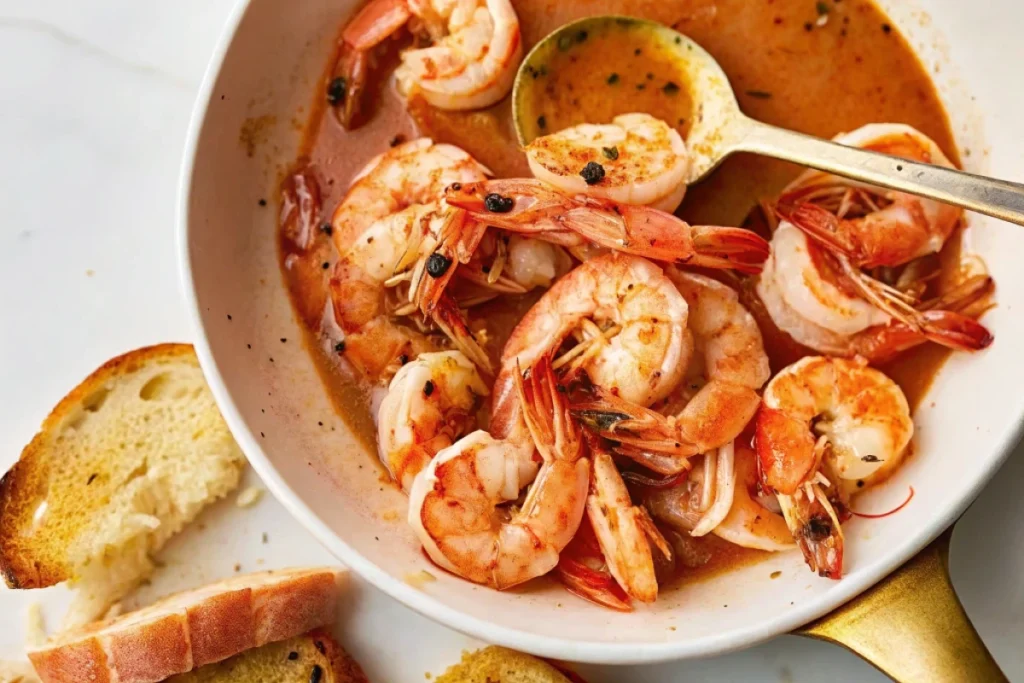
(0, 344), (246, 627)
(435, 647), (576, 683)
(167, 628), (368, 683)
(27, 567), (343, 683)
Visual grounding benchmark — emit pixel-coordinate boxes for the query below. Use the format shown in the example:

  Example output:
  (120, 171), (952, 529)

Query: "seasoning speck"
(861, 454), (882, 462)
(557, 33), (575, 51)
(314, 640), (326, 655)
(262, 532), (269, 543)
(320, 223), (333, 236)
(746, 90), (773, 99)
(804, 21), (813, 31)
(389, 134), (406, 147)
(227, 314), (232, 321)
(424, 380), (435, 397)
(258, 199), (267, 207)
(326, 77), (347, 104)
(280, 337), (287, 343)
(816, 1), (830, 15)
(334, 341), (346, 353)
(580, 161), (606, 185)
(636, 83), (646, 91)
(322, 261), (330, 270)
(288, 651), (298, 660)
(399, 353), (409, 365)
(771, 570), (782, 579)
(309, 664), (323, 683)
(634, 48), (642, 56)
(882, 23), (892, 33)
(606, 73), (620, 85)
(484, 193), (515, 213)
(662, 81), (680, 95)
(537, 115), (547, 130)
(602, 146), (619, 160)
(87, 473), (98, 485)
(425, 252), (453, 278)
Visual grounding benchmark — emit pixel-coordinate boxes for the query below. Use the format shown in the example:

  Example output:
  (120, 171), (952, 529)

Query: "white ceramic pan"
(179, 0), (1024, 676)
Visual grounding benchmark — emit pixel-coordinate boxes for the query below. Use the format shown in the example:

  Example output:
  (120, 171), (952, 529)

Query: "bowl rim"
(177, 0), (1024, 665)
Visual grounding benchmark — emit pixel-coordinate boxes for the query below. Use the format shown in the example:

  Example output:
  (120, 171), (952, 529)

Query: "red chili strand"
(850, 486), (915, 519)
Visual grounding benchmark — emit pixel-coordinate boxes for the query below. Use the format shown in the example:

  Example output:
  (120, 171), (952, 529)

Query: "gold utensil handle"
(734, 117), (1024, 226)
(795, 528), (1006, 682)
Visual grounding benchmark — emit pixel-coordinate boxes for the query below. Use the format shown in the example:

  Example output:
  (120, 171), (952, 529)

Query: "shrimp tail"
(850, 311), (994, 363)
(333, 0), (411, 129)
(413, 208), (488, 315)
(688, 226), (772, 274)
(778, 486), (845, 580)
(514, 356), (581, 463)
(776, 201), (861, 262)
(431, 294), (494, 375)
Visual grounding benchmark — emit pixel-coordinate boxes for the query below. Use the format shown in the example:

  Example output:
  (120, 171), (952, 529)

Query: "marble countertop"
(1, 1), (1022, 680)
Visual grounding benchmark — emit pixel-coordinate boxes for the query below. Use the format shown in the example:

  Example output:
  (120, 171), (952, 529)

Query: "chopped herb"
(87, 473), (98, 485)
(674, 36), (682, 44)
(861, 454), (882, 462)
(326, 77), (347, 104)
(484, 193), (515, 213)
(334, 341), (346, 353)
(557, 33), (575, 51)
(537, 115), (547, 130)
(816, 1), (830, 15)
(663, 81), (681, 95)
(576, 30), (588, 42)
(770, 570), (782, 579)
(602, 146), (619, 160)
(314, 641), (326, 655)
(606, 73), (620, 85)
(746, 89), (773, 99)
(580, 161), (605, 185)
(320, 223), (333, 236)
(425, 252), (453, 278)
(424, 380), (435, 397)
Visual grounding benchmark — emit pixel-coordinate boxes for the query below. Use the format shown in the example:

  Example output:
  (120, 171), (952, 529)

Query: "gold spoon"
(512, 15), (1024, 226)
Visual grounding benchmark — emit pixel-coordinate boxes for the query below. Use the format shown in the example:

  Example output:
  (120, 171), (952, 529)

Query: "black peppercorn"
(288, 651), (299, 660)
(326, 77), (346, 104)
(425, 252), (453, 278)
(580, 161), (605, 185)
(484, 193), (515, 213)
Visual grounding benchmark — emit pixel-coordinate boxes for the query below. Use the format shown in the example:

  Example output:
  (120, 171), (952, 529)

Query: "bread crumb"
(235, 486), (264, 508)
(25, 603), (46, 648)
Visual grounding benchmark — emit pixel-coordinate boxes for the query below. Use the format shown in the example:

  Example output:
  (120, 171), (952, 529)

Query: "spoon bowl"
(512, 15), (1024, 225)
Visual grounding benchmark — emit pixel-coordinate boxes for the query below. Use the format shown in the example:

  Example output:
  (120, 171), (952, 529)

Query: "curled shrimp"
(757, 221), (994, 362)
(444, 179), (770, 274)
(755, 356), (914, 578)
(643, 442), (793, 552)
(377, 350), (489, 490)
(330, 138), (490, 252)
(778, 123), (962, 269)
(408, 356), (589, 589)
(525, 113), (690, 212)
(330, 203), (490, 380)
(574, 270), (770, 474)
(332, 0), (521, 128)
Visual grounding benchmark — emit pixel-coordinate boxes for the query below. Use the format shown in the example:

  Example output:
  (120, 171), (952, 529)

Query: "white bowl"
(179, 0), (1024, 664)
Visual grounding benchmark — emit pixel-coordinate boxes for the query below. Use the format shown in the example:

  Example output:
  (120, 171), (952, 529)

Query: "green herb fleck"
(602, 146), (619, 160)
(662, 81), (680, 95)
(557, 33), (575, 51)
(816, 1), (830, 15)
(607, 73), (620, 85)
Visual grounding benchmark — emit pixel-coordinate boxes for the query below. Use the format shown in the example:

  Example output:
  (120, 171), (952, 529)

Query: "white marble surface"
(0, 0), (1021, 680)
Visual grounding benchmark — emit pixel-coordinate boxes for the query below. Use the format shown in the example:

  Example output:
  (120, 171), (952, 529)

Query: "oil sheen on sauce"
(280, 0), (963, 587)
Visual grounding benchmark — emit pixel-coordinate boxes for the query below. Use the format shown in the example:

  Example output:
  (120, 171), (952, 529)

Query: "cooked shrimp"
(525, 113), (689, 212)
(332, 0), (521, 128)
(574, 270), (769, 474)
(587, 447), (670, 603)
(377, 350), (489, 490)
(408, 356), (589, 589)
(755, 356), (914, 578)
(330, 138), (490, 252)
(444, 179), (770, 274)
(757, 222), (994, 362)
(779, 123), (962, 269)
(644, 442), (793, 551)
(330, 203), (491, 380)
(497, 253), (690, 412)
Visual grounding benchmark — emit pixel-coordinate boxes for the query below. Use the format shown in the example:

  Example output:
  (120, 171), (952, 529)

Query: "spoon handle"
(734, 117), (1024, 226)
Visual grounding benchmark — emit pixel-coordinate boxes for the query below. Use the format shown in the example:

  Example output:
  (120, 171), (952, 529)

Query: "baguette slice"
(167, 628), (368, 683)
(0, 343), (246, 626)
(435, 647), (577, 683)
(27, 567), (344, 683)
